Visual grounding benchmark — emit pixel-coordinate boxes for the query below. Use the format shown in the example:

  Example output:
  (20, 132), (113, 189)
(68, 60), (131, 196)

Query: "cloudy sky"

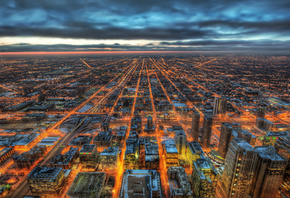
(0, 0), (290, 52)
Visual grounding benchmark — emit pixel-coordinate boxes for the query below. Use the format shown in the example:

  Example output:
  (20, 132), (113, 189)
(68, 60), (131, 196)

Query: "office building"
(144, 116), (156, 133)
(162, 140), (179, 167)
(218, 123), (240, 158)
(50, 147), (78, 169)
(0, 147), (14, 164)
(213, 97), (227, 115)
(237, 129), (256, 146)
(187, 141), (204, 162)
(13, 146), (46, 169)
(168, 166), (193, 198)
(191, 110), (200, 141)
(120, 169), (163, 198)
(174, 130), (187, 157)
(250, 146), (287, 198)
(99, 146), (120, 170)
(79, 144), (98, 170)
(221, 138), (256, 198)
(27, 166), (66, 195)
(124, 137), (139, 169)
(201, 115), (213, 148)
(192, 158), (218, 198)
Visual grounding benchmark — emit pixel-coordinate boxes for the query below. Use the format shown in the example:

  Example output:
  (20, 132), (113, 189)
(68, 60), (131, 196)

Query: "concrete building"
(213, 97), (227, 115)
(162, 140), (179, 167)
(0, 147), (14, 164)
(250, 146), (287, 198)
(27, 166), (66, 195)
(79, 144), (98, 170)
(144, 116), (156, 133)
(99, 146), (120, 170)
(50, 147), (78, 169)
(187, 141), (204, 162)
(191, 110), (200, 141)
(13, 146), (46, 169)
(120, 169), (163, 198)
(192, 158), (218, 198)
(167, 166), (193, 198)
(221, 138), (256, 198)
(201, 115), (213, 149)
(218, 123), (241, 158)
(174, 130), (186, 157)
(124, 137), (139, 169)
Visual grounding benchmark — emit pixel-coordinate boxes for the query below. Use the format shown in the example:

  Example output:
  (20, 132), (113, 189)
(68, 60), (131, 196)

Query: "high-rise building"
(275, 136), (290, 197)
(213, 97), (227, 115)
(250, 146), (287, 198)
(192, 158), (218, 198)
(201, 115), (213, 149)
(221, 138), (256, 198)
(191, 110), (200, 141)
(218, 123), (234, 158)
(174, 130), (187, 156)
(218, 123), (241, 158)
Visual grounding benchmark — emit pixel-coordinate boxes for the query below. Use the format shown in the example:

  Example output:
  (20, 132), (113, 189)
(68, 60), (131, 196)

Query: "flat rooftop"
(67, 172), (105, 198)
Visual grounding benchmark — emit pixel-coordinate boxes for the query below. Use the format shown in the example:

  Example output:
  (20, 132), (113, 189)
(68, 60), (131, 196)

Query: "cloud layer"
(1, 0), (290, 52)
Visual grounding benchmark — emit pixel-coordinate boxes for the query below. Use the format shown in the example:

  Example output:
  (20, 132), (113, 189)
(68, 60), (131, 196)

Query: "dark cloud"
(0, 0), (290, 52)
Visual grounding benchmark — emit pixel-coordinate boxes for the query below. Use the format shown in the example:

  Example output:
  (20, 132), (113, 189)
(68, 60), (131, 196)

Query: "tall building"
(218, 123), (241, 158)
(174, 130), (187, 156)
(213, 97), (227, 115)
(162, 140), (179, 167)
(218, 123), (233, 158)
(221, 138), (256, 198)
(192, 158), (218, 198)
(201, 115), (213, 149)
(187, 141), (205, 162)
(250, 146), (287, 198)
(275, 136), (290, 197)
(191, 110), (200, 141)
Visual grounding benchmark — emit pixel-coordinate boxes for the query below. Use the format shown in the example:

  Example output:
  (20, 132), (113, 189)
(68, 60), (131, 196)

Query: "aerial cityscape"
(0, 0), (290, 198)
(0, 55), (288, 198)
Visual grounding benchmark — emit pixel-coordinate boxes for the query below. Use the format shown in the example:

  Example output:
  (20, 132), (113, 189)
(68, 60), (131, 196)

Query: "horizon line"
(0, 50), (233, 55)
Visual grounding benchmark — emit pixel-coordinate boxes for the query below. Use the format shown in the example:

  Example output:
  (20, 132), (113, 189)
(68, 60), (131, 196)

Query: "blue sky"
(0, 0), (290, 52)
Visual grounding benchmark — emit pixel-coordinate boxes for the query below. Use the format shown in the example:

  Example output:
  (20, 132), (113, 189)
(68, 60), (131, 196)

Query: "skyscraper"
(192, 158), (218, 198)
(221, 138), (256, 198)
(218, 123), (233, 158)
(213, 97), (227, 115)
(175, 130), (187, 156)
(201, 115), (212, 149)
(250, 146), (287, 198)
(191, 110), (200, 141)
(218, 123), (241, 158)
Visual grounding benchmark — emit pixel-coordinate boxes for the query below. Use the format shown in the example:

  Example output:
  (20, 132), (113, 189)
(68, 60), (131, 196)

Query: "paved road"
(9, 61), (137, 198)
